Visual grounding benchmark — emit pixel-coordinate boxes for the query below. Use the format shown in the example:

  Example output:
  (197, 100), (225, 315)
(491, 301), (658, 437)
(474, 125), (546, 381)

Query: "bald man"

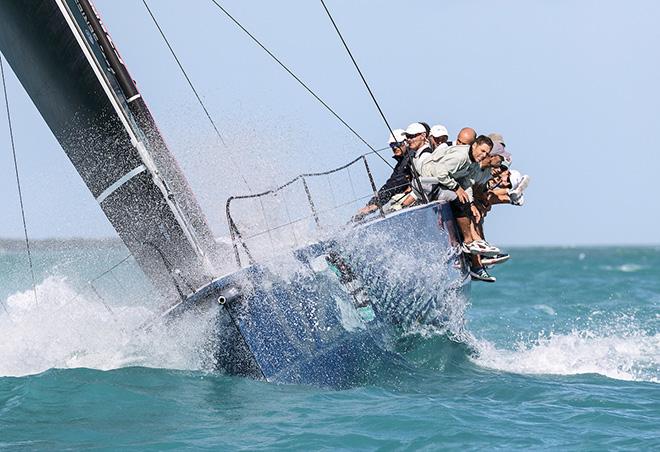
(456, 127), (477, 146)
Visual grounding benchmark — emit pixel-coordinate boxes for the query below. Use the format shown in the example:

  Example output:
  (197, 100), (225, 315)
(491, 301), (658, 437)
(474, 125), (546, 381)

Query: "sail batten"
(0, 0), (221, 303)
(96, 165), (147, 204)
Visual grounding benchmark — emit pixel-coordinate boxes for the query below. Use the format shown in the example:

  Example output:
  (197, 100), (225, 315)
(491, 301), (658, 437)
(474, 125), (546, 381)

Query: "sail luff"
(57, 0), (210, 264)
(0, 0), (222, 303)
(72, 0), (225, 274)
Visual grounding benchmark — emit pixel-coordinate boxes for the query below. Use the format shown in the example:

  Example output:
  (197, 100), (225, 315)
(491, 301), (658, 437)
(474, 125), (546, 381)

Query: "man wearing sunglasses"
(354, 128), (413, 218)
(405, 122), (434, 175)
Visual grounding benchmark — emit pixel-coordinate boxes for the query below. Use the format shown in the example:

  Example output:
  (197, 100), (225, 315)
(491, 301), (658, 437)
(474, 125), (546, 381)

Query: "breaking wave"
(472, 329), (659, 383)
(0, 277), (217, 378)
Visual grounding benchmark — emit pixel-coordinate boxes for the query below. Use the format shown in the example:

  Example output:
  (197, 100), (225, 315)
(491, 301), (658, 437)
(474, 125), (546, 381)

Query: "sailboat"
(0, 0), (470, 387)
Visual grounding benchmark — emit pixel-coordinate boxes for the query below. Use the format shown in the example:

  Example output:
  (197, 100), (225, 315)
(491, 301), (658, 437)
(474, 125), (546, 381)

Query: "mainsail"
(0, 0), (220, 302)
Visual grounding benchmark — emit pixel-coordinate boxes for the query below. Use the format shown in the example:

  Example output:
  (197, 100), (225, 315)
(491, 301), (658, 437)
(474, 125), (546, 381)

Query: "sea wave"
(472, 329), (659, 383)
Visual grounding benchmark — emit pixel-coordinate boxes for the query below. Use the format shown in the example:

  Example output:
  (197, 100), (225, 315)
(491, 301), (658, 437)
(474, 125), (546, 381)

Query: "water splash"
(0, 277), (217, 377)
(472, 329), (659, 383)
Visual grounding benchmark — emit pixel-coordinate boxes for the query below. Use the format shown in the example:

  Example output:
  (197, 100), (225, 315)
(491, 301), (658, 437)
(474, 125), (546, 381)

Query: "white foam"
(0, 277), (217, 377)
(472, 330), (659, 383)
(532, 304), (557, 316)
(618, 263), (644, 272)
(601, 263), (645, 273)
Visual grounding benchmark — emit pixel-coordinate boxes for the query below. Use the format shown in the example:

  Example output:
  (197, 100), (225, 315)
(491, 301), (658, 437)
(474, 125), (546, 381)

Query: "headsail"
(0, 0), (220, 303)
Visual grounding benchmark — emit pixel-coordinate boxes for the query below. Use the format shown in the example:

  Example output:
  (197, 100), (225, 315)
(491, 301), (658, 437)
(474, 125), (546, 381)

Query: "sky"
(1, 0), (659, 246)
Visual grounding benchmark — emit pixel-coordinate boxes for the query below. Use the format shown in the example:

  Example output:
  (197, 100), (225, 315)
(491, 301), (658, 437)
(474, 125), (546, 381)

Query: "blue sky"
(1, 0), (659, 245)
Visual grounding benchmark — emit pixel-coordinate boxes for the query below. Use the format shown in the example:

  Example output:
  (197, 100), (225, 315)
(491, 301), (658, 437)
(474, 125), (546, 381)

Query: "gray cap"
(490, 142), (512, 168)
(488, 132), (505, 146)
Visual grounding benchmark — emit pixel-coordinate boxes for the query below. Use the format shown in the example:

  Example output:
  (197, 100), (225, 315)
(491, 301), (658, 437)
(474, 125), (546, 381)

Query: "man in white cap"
(405, 122), (434, 175)
(429, 124), (451, 151)
(354, 128), (413, 218)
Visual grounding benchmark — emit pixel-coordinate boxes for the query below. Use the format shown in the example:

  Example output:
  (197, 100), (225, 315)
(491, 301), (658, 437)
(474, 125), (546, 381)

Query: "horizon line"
(1, 237), (659, 249)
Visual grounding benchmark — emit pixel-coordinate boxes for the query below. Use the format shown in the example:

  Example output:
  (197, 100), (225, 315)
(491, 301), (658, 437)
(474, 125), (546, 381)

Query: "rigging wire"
(319, 0), (429, 203)
(1, 54), (38, 307)
(142, 0), (226, 146)
(57, 253), (133, 316)
(89, 282), (116, 316)
(207, 0), (394, 170)
(89, 253), (133, 284)
(319, 0), (396, 138)
(141, 0), (254, 192)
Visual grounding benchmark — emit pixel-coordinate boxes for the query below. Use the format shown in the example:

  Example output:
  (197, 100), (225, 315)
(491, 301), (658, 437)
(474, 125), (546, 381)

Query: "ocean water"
(1, 242), (658, 450)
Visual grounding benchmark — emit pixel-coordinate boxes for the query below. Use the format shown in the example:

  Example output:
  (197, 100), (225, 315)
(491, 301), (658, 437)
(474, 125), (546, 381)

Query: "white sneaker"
(509, 175), (530, 198)
(482, 253), (511, 267)
(466, 240), (501, 257)
(470, 266), (496, 282)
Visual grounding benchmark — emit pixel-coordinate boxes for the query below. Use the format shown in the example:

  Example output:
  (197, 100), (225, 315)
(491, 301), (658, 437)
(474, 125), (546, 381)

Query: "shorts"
(450, 198), (471, 219)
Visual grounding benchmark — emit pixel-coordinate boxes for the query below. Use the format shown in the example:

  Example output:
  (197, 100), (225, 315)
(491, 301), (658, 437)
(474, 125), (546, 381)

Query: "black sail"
(0, 0), (220, 303)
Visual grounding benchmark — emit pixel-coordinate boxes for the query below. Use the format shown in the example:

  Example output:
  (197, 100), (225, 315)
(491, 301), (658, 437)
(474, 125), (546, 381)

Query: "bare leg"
(456, 217), (474, 243)
(470, 220), (482, 241)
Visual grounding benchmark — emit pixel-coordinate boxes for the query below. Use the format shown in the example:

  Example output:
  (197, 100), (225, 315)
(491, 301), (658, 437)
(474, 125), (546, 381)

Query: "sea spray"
(0, 277), (217, 377)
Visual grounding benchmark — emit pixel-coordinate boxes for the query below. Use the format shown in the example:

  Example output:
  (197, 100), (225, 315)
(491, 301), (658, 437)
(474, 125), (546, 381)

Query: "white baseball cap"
(405, 122), (426, 136)
(388, 128), (406, 144)
(430, 124), (449, 138)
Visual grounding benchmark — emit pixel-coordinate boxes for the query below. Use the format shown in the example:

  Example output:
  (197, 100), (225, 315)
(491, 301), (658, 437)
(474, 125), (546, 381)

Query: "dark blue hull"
(169, 201), (470, 387)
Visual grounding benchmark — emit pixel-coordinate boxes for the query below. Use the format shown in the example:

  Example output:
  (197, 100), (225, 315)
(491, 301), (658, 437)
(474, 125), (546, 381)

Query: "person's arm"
(401, 193), (417, 206)
(454, 186), (469, 203)
(365, 160), (409, 207)
(426, 154), (472, 203)
(486, 188), (511, 205)
(432, 154), (462, 191)
(356, 204), (378, 215)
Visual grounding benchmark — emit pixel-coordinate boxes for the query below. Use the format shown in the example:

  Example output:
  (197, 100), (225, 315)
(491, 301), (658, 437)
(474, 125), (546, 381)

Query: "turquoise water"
(1, 243), (658, 450)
